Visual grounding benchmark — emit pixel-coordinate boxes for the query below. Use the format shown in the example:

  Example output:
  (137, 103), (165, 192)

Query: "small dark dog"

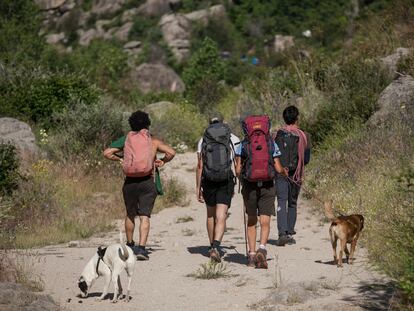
(324, 201), (364, 267)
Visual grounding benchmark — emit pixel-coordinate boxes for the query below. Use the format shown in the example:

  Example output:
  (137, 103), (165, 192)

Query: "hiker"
(103, 110), (176, 260)
(274, 106), (311, 246)
(235, 115), (287, 269)
(196, 114), (240, 262)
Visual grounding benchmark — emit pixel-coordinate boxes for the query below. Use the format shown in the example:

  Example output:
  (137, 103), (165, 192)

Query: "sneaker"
(287, 235), (296, 245)
(247, 253), (256, 267)
(136, 248), (149, 261)
(209, 247), (221, 263)
(275, 235), (289, 246)
(288, 230), (297, 235)
(255, 248), (268, 269)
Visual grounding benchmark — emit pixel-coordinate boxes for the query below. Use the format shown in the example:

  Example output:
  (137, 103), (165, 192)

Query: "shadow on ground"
(342, 281), (396, 311)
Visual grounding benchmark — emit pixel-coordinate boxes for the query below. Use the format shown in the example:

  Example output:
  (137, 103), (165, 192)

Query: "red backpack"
(122, 129), (154, 177)
(241, 115), (275, 182)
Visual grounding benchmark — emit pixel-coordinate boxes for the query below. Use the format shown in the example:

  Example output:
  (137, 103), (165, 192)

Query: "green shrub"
(45, 99), (124, 163)
(0, 67), (101, 127)
(154, 177), (188, 213)
(0, 143), (20, 196)
(183, 37), (227, 112)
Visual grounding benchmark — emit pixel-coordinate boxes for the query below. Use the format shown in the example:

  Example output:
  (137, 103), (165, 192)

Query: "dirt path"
(32, 153), (392, 311)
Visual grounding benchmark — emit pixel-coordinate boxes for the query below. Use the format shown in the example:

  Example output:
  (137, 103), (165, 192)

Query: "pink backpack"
(122, 129), (154, 177)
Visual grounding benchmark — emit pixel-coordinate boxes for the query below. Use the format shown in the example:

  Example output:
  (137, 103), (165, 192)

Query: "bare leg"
(349, 239), (357, 264)
(344, 244), (350, 263)
(338, 239), (346, 267)
(138, 216), (150, 246)
(125, 216), (135, 243)
(206, 206), (216, 244)
(214, 204), (228, 242)
(247, 215), (258, 253)
(259, 215), (271, 246)
(331, 238), (338, 264)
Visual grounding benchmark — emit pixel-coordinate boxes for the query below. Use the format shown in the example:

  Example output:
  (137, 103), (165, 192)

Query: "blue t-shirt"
(235, 141), (281, 158)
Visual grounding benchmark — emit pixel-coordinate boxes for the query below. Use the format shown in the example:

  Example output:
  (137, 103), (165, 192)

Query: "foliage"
(0, 0), (45, 66)
(187, 262), (232, 279)
(153, 177), (188, 213)
(45, 99), (124, 162)
(0, 143), (20, 196)
(183, 37), (226, 112)
(0, 67), (101, 127)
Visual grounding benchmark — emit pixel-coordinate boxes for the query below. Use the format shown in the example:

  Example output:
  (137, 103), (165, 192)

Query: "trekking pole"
(242, 202), (248, 257)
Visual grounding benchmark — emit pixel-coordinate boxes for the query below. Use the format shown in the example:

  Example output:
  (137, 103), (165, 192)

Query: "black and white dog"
(78, 235), (135, 303)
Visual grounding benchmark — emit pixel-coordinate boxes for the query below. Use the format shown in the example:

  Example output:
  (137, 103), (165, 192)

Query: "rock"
(77, 28), (100, 46)
(0, 282), (60, 311)
(35, 0), (66, 11)
(0, 118), (39, 165)
(368, 75), (414, 126)
(302, 29), (312, 38)
(128, 63), (185, 93)
(137, 0), (171, 17)
(274, 34), (295, 52)
(58, 0), (76, 14)
(45, 32), (66, 44)
(184, 4), (226, 25)
(124, 41), (142, 49)
(91, 0), (126, 15)
(113, 22), (133, 41)
(144, 101), (177, 119)
(159, 14), (191, 63)
(121, 8), (138, 23)
(380, 47), (411, 74)
(68, 240), (80, 248)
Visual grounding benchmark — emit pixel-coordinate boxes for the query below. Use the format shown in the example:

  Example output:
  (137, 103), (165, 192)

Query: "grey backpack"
(201, 123), (233, 182)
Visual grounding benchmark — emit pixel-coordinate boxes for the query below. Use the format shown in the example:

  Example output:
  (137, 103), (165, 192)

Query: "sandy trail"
(32, 153), (391, 311)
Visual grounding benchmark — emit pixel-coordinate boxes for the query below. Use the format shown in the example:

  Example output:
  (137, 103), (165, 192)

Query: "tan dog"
(324, 201), (364, 267)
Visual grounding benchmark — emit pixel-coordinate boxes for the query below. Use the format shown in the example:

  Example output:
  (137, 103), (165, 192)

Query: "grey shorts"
(241, 180), (276, 216)
(122, 176), (157, 218)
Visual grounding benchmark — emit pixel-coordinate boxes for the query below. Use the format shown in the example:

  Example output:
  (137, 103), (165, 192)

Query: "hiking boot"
(287, 235), (296, 245)
(209, 247), (221, 263)
(247, 253), (256, 267)
(136, 248), (149, 261)
(255, 248), (268, 269)
(288, 230), (297, 235)
(275, 234), (289, 246)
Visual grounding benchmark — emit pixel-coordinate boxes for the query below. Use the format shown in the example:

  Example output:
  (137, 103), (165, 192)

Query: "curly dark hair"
(128, 110), (151, 131)
(282, 106), (299, 125)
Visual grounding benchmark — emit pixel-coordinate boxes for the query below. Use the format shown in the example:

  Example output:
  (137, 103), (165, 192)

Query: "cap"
(209, 113), (224, 124)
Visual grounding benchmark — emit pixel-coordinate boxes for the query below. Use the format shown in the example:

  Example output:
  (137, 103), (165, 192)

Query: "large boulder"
(144, 101), (177, 119)
(184, 4), (226, 25)
(159, 14), (191, 63)
(35, 0), (66, 10)
(113, 22), (133, 41)
(368, 75), (414, 126)
(128, 63), (185, 94)
(91, 0), (126, 15)
(0, 118), (39, 164)
(380, 47), (411, 74)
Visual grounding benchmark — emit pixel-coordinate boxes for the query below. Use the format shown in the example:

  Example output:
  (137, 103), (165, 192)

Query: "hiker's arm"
(103, 148), (122, 162)
(196, 153), (204, 203)
(155, 139), (176, 167)
(274, 157), (288, 176)
(235, 156), (242, 178)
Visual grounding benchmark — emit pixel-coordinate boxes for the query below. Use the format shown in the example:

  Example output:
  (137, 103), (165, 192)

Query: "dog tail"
(324, 200), (336, 221)
(119, 230), (129, 261)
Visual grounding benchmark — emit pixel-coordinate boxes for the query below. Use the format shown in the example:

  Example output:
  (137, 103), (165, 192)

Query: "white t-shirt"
(196, 133), (240, 160)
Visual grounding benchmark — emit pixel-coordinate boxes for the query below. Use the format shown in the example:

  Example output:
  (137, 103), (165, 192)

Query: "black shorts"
(201, 178), (235, 208)
(241, 180), (276, 216)
(122, 176), (158, 218)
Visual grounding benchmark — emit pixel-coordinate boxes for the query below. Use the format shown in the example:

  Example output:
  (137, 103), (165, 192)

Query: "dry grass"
(176, 216), (194, 223)
(187, 262), (233, 280)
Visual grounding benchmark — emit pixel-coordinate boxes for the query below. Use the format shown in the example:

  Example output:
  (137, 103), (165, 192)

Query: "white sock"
(259, 244), (266, 250)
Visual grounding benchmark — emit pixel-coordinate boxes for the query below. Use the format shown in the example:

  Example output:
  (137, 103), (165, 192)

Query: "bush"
(183, 37), (227, 112)
(153, 177), (188, 213)
(45, 99), (124, 163)
(0, 143), (20, 196)
(0, 67), (101, 127)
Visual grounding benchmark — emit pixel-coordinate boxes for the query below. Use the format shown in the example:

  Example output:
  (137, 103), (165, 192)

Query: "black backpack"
(274, 129), (299, 172)
(201, 123), (233, 182)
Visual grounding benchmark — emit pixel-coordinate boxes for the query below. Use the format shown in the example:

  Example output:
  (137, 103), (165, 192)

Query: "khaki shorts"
(241, 180), (276, 216)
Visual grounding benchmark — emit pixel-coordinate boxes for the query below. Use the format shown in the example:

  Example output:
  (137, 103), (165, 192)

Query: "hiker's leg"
(206, 205), (216, 245)
(122, 181), (140, 244)
(247, 215), (258, 252)
(259, 215), (271, 246)
(138, 215), (150, 246)
(214, 204), (228, 242)
(287, 181), (300, 234)
(276, 176), (289, 236)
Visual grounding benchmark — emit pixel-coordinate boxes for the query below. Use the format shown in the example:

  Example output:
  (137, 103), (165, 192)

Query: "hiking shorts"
(123, 176), (158, 218)
(201, 178), (235, 208)
(241, 180), (276, 216)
